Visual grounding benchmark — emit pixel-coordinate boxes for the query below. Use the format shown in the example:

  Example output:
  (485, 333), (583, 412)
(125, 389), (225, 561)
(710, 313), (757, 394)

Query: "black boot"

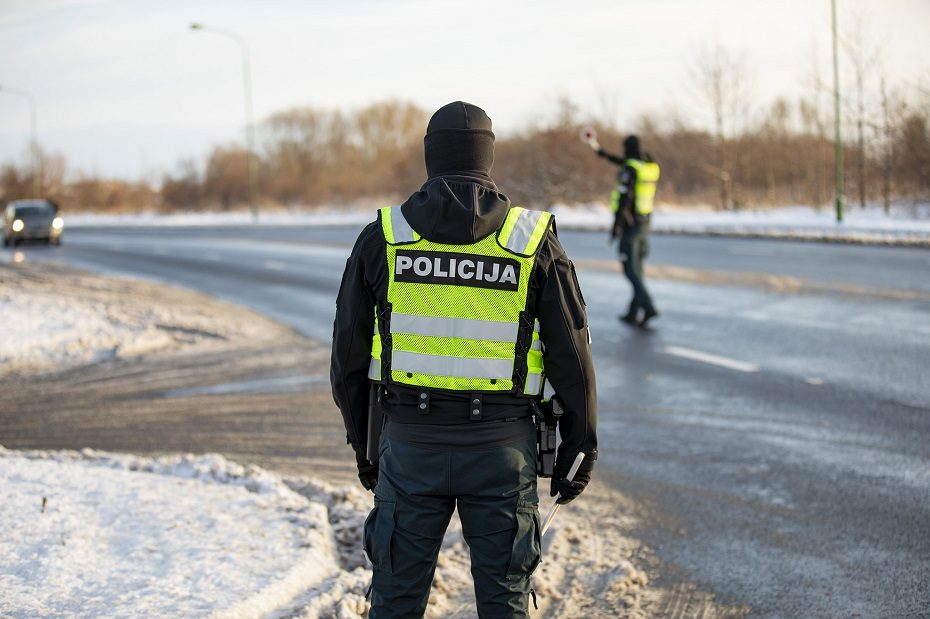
(639, 309), (659, 327)
(620, 307), (641, 326)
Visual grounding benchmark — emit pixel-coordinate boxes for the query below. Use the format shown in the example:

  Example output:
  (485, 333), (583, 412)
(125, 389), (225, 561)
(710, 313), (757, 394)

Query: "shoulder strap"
(379, 205), (420, 245)
(497, 207), (553, 257)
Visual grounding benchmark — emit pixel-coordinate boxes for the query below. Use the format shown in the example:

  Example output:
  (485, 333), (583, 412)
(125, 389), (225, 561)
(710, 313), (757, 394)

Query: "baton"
(540, 452), (585, 537)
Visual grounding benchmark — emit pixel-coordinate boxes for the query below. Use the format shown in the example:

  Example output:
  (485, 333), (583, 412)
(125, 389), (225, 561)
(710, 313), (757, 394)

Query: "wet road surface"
(5, 225), (929, 618)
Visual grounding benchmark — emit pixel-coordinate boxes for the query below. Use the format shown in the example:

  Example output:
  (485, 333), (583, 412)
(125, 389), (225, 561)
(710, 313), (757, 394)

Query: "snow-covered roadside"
(0, 446), (650, 619)
(0, 256), (723, 617)
(0, 263), (291, 377)
(551, 203), (930, 245)
(65, 204), (930, 245)
(0, 448), (368, 619)
(65, 210), (373, 228)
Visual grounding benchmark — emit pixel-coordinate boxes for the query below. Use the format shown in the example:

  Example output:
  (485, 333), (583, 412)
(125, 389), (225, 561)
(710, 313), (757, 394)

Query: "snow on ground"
(551, 203), (930, 245)
(64, 210), (373, 228)
(0, 264), (290, 377)
(0, 446), (648, 619)
(0, 262), (654, 618)
(66, 203), (930, 245)
(0, 448), (368, 619)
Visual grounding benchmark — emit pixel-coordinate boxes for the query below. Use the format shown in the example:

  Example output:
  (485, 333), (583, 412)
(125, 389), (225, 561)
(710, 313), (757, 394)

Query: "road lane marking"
(664, 346), (759, 373)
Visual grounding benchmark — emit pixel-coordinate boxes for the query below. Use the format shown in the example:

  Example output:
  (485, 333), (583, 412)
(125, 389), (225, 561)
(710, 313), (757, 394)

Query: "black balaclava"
(623, 135), (641, 160)
(424, 101), (495, 179)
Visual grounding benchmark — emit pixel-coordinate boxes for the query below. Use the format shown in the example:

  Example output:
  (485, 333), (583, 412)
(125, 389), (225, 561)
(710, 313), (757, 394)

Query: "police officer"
(331, 101), (597, 618)
(589, 134), (660, 327)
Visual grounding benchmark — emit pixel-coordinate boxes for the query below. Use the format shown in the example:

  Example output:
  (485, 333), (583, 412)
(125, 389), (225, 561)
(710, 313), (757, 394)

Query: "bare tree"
(843, 7), (883, 209)
(692, 42), (749, 210)
(204, 144), (251, 210)
(162, 159), (202, 210)
(798, 36), (833, 208)
(877, 77), (903, 213)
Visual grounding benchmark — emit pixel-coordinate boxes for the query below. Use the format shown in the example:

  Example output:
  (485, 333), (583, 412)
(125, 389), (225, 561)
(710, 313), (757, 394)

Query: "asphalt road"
(5, 226), (929, 618)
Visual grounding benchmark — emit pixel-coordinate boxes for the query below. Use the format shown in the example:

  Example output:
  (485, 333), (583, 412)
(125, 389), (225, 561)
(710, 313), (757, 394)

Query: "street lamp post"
(0, 85), (41, 198)
(831, 0), (844, 223)
(190, 22), (259, 220)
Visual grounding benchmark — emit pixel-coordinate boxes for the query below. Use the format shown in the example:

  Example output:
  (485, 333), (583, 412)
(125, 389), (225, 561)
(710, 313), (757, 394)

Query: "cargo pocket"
(363, 499), (396, 574)
(506, 499), (542, 580)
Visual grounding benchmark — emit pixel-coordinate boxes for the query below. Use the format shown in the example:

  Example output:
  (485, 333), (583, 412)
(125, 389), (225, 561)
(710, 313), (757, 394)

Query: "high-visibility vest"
(610, 158), (660, 216)
(368, 205), (552, 396)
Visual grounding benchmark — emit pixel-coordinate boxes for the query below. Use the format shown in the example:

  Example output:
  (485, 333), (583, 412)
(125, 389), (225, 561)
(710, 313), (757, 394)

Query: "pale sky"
(1, 0), (928, 180)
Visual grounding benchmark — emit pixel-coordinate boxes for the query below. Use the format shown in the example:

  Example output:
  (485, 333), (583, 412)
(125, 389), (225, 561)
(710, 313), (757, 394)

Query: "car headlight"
(11, 219), (24, 232)
(52, 217), (64, 230)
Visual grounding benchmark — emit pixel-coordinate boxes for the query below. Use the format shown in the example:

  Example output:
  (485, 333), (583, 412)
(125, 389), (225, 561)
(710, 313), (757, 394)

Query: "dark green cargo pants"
(364, 433), (541, 618)
(619, 220), (656, 317)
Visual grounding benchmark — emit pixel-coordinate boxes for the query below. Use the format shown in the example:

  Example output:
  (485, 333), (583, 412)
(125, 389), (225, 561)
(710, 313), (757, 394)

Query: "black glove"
(549, 450), (595, 504)
(355, 449), (378, 492)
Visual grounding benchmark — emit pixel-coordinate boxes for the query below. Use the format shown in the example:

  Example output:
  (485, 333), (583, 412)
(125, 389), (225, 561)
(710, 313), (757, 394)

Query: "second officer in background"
(589, 133), (660, 327)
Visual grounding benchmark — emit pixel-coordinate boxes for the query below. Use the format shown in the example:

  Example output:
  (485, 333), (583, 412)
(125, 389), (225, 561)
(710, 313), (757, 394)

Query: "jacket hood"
(399, 175), (511, 244)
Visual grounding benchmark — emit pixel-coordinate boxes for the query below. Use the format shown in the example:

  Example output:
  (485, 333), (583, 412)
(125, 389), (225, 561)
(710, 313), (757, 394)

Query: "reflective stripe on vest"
(392, 313), (519, 342)
(498, 207), (552, 256)
(525, 372), (543, 395)
(524, 319), (543, 395)
(372, 205), (552, 394)
(610, 189), (621, 213)
(368, 357), (380, 381)
(369, 313), (382, 380)
(625, 158), (660, 215)
(542, 378), (555, 402)
(392, 350), (514, 379)
(381, 205), (419, 244)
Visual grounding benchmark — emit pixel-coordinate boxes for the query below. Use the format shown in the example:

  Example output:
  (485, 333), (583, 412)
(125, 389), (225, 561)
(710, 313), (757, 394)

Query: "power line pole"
(831, 0), (844, 223)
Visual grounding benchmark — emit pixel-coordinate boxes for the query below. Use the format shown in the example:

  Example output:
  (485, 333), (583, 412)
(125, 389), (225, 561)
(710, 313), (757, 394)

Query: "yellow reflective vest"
(368, 205), (551, 396)
(610, 158), (660, 216)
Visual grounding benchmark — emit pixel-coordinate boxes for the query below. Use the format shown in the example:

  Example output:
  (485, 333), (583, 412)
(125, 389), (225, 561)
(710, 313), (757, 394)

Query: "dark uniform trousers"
(619, 219), (656, 317)
(364, 432), (541, 618)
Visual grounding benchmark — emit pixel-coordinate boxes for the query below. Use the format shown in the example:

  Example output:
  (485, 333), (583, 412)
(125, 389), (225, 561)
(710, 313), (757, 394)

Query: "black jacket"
(597, 149), (637, 234)
(330, 175), (597, 462)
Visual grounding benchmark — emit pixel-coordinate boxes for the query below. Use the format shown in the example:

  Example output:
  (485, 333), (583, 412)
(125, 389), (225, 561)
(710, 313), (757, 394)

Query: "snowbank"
(0, 448), (369, 619)
(0, 264), (290, 377)
(0, 446), (648, 619)
(65, 204), (930, 245)
(65, 210), (372, 228)
(551, 203), (930, 245)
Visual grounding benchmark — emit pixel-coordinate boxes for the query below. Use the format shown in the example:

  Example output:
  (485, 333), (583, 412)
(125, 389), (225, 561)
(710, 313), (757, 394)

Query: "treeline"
(2, 93), (928, 213)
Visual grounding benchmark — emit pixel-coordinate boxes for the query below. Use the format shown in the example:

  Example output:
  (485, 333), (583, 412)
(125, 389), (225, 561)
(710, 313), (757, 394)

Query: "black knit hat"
(623, 135), (641, 159)
(424, 101), (495, 179)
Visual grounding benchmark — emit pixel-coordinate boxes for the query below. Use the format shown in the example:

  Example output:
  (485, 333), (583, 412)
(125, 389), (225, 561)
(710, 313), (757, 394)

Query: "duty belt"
(379, 385), (534, 425)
